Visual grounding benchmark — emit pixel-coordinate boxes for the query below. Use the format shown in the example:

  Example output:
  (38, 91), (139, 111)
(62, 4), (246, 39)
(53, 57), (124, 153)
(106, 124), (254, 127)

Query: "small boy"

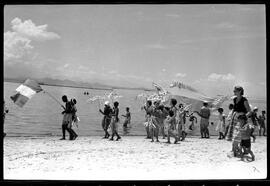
(165, 110), (178, 144)
(239, 115), (255, 161)
(122, 107), (131, 127)
(188, 112), (197, 131)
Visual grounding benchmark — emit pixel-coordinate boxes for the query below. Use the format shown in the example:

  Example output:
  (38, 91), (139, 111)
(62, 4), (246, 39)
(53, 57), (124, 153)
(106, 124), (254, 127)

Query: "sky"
(4, 5), (266, 98)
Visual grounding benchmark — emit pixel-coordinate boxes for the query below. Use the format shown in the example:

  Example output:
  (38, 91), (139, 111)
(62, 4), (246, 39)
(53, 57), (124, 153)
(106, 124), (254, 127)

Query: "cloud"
(11, 17), (60, 41)
(207, 73), (236, 81)
(175, 73), (187, 78)
(4, 18), (60, 62)
(4, 31), (33, 61)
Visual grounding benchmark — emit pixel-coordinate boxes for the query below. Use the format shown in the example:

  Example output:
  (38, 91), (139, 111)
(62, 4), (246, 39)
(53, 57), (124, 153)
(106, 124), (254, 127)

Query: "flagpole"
(43, 90), (64, 109)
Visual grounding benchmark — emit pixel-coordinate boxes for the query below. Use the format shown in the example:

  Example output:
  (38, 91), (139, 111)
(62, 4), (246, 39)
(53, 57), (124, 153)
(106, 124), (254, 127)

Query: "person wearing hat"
(194, 101), (211, 138)
(226, 86), (252, 141)
(99, 101), (112, 138)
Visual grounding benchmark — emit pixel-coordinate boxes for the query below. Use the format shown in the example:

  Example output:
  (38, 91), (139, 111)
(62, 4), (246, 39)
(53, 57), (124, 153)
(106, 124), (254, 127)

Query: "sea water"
(3, 82), (267, 137)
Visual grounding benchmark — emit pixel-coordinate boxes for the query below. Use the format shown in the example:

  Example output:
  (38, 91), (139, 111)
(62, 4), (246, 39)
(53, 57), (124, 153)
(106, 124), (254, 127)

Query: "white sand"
(4, 136), (267, 180)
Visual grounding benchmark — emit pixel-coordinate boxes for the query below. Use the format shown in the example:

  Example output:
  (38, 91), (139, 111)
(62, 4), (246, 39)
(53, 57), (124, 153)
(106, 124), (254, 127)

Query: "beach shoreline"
(4, 136), (267, 180)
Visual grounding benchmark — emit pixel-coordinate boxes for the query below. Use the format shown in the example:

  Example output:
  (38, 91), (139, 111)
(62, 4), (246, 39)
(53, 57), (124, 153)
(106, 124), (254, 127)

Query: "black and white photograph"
(3, 4), (267, 180)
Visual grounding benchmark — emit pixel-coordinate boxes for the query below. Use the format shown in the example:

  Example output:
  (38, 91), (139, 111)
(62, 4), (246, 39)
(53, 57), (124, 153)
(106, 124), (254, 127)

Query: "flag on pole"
(10, 79), (43, 107)
(152, 82), (168, 96)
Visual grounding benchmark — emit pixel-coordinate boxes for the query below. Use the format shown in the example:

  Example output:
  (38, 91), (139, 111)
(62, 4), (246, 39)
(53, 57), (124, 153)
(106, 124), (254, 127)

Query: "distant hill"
(4, 77), (153, 91)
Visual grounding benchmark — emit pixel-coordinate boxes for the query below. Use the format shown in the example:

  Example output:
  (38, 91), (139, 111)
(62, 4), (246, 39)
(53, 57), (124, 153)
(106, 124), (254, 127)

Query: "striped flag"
(10, 79), (43, 107)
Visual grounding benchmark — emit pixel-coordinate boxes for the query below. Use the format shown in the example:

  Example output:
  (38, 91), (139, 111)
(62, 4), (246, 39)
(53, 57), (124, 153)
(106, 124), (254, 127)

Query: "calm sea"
(4, 82), (267, 137)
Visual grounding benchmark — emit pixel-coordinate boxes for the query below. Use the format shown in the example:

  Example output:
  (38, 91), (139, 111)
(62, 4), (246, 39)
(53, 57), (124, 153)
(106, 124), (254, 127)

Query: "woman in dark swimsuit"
(226, 86), (251, 141)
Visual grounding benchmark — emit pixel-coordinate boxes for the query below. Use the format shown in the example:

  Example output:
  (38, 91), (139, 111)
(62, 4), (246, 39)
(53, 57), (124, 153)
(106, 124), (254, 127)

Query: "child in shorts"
(165, 110), (178, 144)
(122, 107), (131, 127)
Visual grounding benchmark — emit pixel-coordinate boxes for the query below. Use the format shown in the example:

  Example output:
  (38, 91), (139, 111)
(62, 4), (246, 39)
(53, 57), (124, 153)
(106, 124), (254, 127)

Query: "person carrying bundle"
(99, 101), (112, 139)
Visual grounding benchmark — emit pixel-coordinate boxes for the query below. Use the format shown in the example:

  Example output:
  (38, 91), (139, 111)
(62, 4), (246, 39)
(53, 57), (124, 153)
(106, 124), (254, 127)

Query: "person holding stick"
(60, 95), (74, 140)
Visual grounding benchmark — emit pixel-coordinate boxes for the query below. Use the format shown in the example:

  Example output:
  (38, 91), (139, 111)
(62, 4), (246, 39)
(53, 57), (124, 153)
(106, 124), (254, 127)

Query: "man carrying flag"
(10, 79), (43, 107)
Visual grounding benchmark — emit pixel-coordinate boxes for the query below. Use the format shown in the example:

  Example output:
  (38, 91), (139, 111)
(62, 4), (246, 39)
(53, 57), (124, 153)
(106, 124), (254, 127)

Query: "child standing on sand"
(165, 110), (178, 144)
(239, 115), (255, 161)
(216, 108), (226, 139)
(157, 105), (169, 139)
(187, 112), (197, 131)
(122, 107), (131, 127)
(177, 104), (185, 141)
(225, 104), (234, 137)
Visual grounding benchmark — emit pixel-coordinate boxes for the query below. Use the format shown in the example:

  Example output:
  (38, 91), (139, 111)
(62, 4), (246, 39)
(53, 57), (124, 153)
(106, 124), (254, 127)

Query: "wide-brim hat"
(104, 101), (110, 105)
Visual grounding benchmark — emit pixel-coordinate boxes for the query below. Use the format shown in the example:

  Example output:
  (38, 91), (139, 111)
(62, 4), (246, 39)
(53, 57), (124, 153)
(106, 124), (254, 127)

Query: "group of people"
(223, 86), (266, 161)
(142, 98), (200, 144)
(3, 85), (266, 162)
(60, 95), (79, 140)
(140, 85), (267, 161)
(99, 101), (131, 141)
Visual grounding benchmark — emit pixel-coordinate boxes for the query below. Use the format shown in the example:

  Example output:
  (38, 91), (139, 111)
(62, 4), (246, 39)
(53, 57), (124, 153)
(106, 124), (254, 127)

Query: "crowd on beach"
(3, 85), (267, 162)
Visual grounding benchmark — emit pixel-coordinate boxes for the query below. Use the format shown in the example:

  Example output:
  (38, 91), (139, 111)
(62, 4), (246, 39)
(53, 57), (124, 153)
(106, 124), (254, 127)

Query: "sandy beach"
(4, 136), (267, 180)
